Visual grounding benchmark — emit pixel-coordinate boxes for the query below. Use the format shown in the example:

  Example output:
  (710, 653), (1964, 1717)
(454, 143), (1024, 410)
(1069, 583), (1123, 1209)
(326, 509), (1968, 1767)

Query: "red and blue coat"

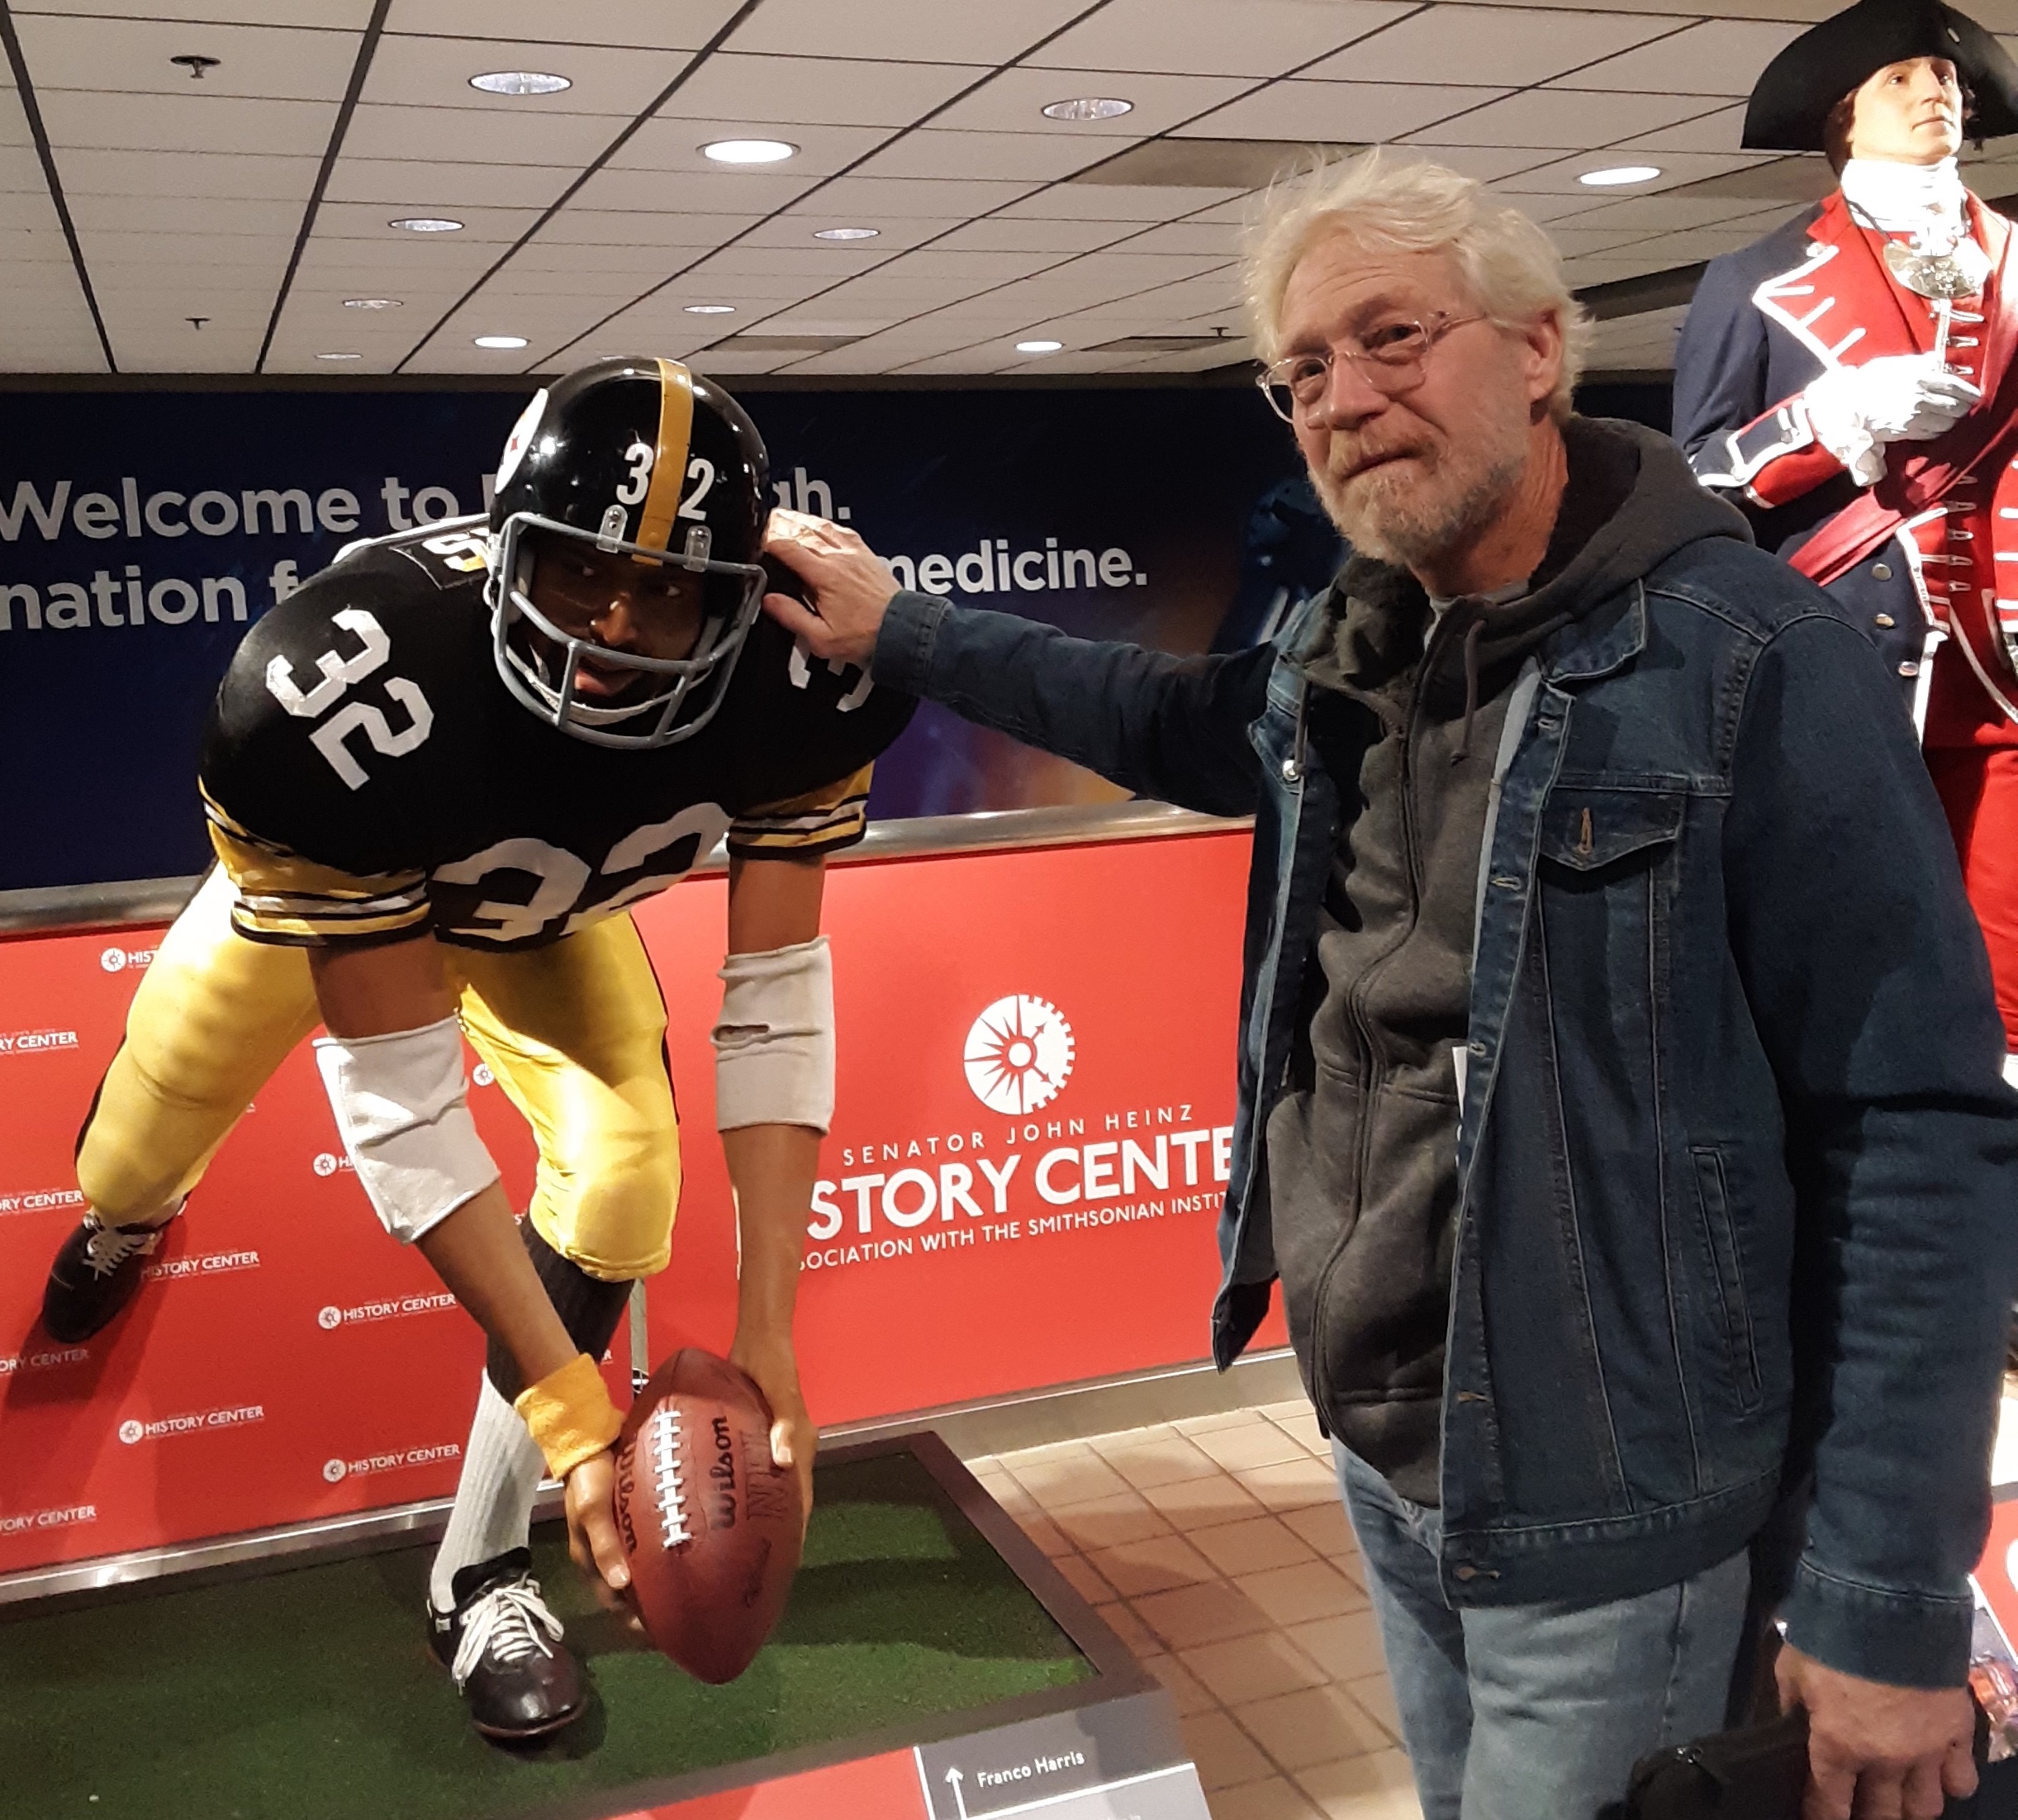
(1673, 188), (2018, 746)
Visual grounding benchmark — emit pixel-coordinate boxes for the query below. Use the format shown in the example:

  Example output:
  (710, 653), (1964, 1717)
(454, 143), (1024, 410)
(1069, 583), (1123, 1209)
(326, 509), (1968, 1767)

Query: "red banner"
(0, 829), (1284, 1574)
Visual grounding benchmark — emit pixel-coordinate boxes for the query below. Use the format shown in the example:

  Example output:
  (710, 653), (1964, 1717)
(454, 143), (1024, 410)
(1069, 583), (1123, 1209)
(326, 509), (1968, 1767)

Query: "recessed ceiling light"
(684, 303), (736, 315)
(473, 335), (529, 349)
(1042, 97), (1133, 122)
(391, 216), (464, 231)
(1579, 164), (1661, 187)
(814, 226), (880, 241)
(701, 138), (796, 165)
(469, 70), (571, 96)
(1017, 339), (1064, 354)
(343, 297), (401, 309)
(316, 351), (363, 360)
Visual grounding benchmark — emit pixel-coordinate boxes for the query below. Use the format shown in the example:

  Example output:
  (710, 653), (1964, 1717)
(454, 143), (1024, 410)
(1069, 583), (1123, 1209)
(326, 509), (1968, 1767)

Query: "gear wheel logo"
(317, 1306), (342, 1331)
(964, 996), (1075, 1116)
(312, 1152), (339, 1178)
(99, 948), (127, 973)
(322, 1458), (348, 1484)
(117, 1419), (143, 1446)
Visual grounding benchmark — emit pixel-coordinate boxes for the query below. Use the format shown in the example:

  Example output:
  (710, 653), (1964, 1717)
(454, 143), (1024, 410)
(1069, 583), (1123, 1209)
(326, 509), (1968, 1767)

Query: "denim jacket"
(875, 528), (2018, 1687)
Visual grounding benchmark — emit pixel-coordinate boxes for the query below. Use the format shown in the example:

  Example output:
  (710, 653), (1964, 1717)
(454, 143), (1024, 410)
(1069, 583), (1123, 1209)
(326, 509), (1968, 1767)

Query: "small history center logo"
(963, 996), (1075, 1116)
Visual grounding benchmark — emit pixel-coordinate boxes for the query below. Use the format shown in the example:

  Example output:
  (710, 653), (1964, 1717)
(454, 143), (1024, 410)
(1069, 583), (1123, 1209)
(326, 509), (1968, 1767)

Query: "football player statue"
(1673, 0), (2018, 1081)
(34, 359), (912, 1739)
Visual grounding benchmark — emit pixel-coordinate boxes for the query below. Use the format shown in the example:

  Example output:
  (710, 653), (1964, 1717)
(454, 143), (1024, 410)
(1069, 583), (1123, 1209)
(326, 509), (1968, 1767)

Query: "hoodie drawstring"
(1456, 616), (1483, 762)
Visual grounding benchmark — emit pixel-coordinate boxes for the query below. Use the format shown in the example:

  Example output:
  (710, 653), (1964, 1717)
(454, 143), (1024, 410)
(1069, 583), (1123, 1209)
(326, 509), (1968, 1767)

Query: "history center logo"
(963, 996), (1075, 1116)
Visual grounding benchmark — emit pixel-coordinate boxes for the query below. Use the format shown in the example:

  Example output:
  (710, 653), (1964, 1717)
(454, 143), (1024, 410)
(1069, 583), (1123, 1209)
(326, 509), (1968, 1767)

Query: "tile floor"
(965, 1402), (1423, 1820)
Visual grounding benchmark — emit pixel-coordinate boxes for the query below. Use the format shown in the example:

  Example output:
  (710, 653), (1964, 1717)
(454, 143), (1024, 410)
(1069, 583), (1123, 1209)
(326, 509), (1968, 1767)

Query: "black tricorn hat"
(1741, 0), (2018, 151)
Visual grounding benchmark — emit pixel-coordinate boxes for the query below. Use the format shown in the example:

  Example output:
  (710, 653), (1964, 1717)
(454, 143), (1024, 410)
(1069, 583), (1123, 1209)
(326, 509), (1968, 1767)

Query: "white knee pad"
(314, 1015), (499, 1243)
(713, 936), (835, 1133)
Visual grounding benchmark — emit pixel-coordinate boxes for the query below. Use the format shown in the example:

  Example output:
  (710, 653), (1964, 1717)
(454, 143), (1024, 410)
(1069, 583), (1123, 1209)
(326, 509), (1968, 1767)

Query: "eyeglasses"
(1256, 311), (1485, 423)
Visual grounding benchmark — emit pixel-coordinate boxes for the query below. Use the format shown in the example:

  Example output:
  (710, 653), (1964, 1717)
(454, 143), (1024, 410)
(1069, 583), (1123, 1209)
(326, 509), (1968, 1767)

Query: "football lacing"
(651, 1404), (691, 1547)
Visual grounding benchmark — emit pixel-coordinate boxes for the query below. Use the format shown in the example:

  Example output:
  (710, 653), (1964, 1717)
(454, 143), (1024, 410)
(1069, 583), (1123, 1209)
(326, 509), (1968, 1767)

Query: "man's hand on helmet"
(761, 510), (900, 671)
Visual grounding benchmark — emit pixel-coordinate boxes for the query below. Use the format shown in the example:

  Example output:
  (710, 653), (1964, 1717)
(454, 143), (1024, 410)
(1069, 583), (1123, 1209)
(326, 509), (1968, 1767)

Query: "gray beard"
(1317, 440), (1527, 573)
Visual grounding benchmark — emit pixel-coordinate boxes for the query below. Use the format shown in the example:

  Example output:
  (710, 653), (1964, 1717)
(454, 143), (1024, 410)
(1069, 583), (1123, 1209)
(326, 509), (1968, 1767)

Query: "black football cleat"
(429, 1548), (586, 1742)
(41, 1209), (178, 1343)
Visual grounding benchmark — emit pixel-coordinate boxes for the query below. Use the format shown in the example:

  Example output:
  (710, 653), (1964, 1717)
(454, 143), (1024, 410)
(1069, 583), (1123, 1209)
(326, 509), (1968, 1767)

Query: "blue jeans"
(1333, 1444), (1751, 1820)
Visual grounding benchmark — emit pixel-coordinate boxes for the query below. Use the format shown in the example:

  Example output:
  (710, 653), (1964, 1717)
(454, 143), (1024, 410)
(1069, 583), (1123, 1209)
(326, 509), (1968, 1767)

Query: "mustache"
(1323, 435), (1434, 485)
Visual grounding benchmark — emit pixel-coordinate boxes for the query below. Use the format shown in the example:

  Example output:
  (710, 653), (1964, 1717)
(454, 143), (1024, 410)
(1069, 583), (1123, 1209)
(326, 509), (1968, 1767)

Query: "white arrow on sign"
(945, 1765), (970, 1820)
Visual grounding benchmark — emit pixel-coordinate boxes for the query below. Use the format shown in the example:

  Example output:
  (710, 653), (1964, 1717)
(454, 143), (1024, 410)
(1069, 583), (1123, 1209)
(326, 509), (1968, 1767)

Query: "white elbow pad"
(713, 936), (836, 1133)
(313, 1014), (500, 1243)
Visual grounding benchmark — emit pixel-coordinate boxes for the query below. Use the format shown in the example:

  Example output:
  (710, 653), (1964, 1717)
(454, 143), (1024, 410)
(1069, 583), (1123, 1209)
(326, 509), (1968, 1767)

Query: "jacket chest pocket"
(1536, 787), (1686, 877)
(1533, 786), (1686, 1005)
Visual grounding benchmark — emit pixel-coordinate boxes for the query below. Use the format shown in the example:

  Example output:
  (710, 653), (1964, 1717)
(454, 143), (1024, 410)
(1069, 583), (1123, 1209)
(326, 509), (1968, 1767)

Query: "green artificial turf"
(0, 1451), (1094, 1820)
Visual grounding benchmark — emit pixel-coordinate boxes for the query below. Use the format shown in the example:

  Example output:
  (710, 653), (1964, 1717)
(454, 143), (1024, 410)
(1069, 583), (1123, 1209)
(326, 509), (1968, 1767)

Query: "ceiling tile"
(606, 115), (889, 176)
(13, 1), (374, 26)
(795, 173), (1047, 217)
(928, 216), (1132, 253)
(382, 0), (734, 48)
(13, 14), (360, 102)
(36, 90), (339, 157)
(924, 65), (1255, 138)
(1499, 148), (1787, 196)
(1403, 88), (1723, 150)
(747, 211), (966, 250)
(1117, 219), (1245, 255)
(687, 241), (895, 279)
(1382, 144), (1564, 183)
(56, 146), (317, 200)
(1180, 80), (1502, 143)
(995, 184), (1244, 220)
(567, 164), (814, 213)
(1031, 0), (1416, 78)
(340, 100), (622, 165)
(654, 52), (985, 129)
(69, 192), (302, 233)
(363, 35), (696, 116)
(856, 127), (1128, 183)
(724, 0), (1091, 64)
(1565, 193), (1784, 232)
(323, 156), (578, 210)
(1307, 6), (1683, 87)
(311, 197), (544, 239)
(530, 208), (767, 246)
(1621, 104), (1752, 154)
(1551, 18), (1806, 96)
(0, 141), (54, 189)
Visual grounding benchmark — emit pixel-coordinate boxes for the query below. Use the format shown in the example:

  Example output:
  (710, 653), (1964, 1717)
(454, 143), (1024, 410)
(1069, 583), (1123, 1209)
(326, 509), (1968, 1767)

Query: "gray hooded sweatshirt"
(1264, 416), (1752, 1505)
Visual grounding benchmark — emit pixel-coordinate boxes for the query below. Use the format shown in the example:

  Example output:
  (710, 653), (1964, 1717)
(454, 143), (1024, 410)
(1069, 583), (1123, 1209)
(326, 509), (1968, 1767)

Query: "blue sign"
(0, 384), (1311, 891)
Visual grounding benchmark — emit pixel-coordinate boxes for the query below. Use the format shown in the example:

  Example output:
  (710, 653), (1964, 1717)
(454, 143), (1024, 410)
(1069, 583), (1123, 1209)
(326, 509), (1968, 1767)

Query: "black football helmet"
(487, 356), (771, 748)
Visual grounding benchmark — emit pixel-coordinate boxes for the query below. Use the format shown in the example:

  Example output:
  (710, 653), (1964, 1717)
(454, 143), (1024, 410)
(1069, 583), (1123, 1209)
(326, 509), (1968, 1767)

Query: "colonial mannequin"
(1674, 0), (2018, 1081)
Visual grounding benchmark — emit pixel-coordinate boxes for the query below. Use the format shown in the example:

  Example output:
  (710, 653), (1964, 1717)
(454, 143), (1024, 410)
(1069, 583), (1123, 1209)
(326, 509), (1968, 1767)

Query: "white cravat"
(1840, 156), (1968, 234)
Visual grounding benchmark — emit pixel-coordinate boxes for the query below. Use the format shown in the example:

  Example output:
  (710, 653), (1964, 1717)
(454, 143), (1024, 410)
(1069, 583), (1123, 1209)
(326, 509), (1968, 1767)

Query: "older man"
(764, 154), (2017, 1820)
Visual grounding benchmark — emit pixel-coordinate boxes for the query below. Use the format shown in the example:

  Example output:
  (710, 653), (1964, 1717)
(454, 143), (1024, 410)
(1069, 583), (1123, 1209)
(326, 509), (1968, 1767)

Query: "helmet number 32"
(263, 607), (434, 791)
(613, 444), (714, 520)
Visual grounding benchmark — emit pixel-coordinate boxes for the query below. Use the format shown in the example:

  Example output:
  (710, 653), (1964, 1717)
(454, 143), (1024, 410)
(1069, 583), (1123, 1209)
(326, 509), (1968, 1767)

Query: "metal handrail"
(0, 801), (1252, 938)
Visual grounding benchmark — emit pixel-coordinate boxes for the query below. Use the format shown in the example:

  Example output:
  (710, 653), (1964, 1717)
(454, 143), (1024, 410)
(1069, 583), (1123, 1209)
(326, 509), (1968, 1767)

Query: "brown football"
(612, 1347), (804, 1685)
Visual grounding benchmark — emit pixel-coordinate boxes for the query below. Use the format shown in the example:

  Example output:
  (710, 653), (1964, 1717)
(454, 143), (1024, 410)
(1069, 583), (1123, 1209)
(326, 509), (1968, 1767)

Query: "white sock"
(428, 1373), (545, 1613)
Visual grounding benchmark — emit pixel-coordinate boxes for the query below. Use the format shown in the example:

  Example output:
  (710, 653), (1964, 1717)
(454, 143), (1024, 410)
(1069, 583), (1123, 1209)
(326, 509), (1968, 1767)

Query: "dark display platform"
(0, 1433), (1207, 1820)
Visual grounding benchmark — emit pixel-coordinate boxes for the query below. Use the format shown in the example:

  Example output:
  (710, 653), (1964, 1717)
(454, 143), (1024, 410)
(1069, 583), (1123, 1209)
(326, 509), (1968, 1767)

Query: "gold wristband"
(514, 1353), (623, 1480)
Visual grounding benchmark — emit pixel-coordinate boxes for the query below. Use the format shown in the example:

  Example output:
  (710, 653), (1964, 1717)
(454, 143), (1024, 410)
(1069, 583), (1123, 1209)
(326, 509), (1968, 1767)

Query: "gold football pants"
(74, 868), (681, 1280)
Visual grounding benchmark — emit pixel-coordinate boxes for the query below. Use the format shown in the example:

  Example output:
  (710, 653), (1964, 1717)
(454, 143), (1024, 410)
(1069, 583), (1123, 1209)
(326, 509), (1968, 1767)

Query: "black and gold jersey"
(198, 519), (914, 951)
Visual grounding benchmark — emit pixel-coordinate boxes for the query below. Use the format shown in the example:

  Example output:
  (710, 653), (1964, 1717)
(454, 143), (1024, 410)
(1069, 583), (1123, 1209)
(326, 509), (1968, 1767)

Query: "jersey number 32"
(264, 608), (434, 791)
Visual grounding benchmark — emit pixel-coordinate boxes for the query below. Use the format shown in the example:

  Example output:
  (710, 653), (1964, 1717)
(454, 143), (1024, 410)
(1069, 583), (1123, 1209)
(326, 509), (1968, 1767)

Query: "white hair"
(1243, 150), (1593, 423)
